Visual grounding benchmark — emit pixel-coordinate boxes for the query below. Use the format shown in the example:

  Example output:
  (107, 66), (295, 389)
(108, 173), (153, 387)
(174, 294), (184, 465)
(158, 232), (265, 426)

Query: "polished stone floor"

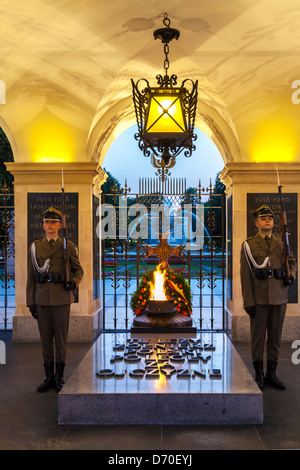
(1, 330), (300, 450)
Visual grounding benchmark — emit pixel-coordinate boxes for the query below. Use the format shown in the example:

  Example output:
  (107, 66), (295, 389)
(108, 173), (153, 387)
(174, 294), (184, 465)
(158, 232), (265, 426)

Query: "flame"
(149, 263), (167, 300)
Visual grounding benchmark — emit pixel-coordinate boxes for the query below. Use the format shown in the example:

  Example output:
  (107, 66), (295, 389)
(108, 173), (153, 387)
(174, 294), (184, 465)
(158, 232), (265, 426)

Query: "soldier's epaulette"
(246, 236), (255, 241)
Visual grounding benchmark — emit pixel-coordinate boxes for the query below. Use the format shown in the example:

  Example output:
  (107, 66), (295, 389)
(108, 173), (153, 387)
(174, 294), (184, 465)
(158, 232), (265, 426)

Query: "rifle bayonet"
(276, 166), (291, 282)
(61, 168), (70, 284)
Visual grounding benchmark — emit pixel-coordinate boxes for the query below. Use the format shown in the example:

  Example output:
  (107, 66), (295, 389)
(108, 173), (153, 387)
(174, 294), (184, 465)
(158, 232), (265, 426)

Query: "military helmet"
(43, 206), (63, 222)
(252, 204), (274, 219)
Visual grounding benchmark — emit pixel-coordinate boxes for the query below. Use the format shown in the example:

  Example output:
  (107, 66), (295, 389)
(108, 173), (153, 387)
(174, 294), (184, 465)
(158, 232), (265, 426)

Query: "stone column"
(5, 162), (107, 342)
(220, 162), (300, 342)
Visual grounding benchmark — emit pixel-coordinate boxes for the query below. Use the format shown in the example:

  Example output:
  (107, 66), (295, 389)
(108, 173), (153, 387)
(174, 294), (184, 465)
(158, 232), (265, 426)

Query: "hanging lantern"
(131, 13), (198, 182)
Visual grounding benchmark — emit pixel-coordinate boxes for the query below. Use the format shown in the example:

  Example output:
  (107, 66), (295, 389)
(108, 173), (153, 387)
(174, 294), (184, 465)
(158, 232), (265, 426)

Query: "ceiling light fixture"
(131, 13), (198, 182)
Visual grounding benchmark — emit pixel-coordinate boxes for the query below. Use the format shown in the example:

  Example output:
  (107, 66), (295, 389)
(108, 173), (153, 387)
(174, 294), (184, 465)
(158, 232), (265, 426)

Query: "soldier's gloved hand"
(284, 275), (295, 286)
(65, 280), (76, 290)
(29, 305), (38, 320)
(245, 306), (256, 318)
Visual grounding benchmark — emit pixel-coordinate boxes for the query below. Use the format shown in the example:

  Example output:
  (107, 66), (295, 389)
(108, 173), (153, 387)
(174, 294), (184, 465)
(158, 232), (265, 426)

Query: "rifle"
(276, 166), (291, 283)
(61, 168), (70, 285)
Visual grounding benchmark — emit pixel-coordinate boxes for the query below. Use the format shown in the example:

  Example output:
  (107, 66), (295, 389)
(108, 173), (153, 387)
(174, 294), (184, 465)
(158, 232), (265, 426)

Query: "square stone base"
(58, 332), (263, 425)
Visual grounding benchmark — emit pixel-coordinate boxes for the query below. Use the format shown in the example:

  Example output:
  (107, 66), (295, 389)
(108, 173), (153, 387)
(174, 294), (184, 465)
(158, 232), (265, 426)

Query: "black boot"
(37, 362), (55, 392)
(253, 361), (264, 390)
(265, 361), (286, 390)
(54, 362), (65, 392)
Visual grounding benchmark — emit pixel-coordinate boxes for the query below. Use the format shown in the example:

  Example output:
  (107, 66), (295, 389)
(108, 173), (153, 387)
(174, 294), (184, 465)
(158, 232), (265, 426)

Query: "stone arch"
(0, 80), (5, 104)
(0, 116), (18, 162)
(87, 96), (240, 167)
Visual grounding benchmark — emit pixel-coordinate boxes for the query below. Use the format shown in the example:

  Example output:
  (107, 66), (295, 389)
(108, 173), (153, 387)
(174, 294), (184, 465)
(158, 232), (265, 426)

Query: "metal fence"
(101, 177), (225, 332)
(0, 185), (14, 330)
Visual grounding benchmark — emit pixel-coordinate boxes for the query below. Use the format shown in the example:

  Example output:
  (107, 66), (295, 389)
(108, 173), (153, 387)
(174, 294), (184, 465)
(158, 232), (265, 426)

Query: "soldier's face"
(255, 216), (274, 234)
(43, 220), (62, 238)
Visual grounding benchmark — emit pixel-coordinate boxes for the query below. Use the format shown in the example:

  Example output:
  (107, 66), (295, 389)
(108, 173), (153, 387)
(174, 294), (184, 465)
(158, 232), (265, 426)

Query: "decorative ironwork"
(144, 234), (183, 269)
(101, 176), (225, 332)
(131, 13), (198, 182)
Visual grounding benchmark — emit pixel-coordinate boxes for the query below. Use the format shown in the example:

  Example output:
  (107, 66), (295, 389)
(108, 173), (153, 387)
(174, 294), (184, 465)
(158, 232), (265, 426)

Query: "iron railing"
(0, 185), (14, 330)
(0, 178), (226, 333)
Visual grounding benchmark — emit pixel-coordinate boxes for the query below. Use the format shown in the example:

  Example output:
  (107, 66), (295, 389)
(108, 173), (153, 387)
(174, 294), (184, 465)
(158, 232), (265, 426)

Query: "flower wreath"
(130, 268), (192, 317)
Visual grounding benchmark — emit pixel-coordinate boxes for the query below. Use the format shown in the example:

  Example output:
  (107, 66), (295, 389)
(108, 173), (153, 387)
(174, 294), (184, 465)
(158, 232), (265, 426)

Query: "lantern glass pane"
(146, 94), (186, 133)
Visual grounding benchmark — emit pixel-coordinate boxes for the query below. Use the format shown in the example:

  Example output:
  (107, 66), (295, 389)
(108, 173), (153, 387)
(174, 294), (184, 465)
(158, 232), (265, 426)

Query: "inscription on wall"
(27, 193), (78, 249)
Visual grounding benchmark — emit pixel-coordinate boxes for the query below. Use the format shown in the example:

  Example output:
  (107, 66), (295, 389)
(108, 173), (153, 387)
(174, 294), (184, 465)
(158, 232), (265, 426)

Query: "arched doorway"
(87, 86), (240, 332)
(99, 124), (227, 331)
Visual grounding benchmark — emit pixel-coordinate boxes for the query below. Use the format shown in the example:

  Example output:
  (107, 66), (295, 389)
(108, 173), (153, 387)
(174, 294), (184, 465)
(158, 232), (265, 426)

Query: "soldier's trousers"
(250, 303), (287, 363)
(36, 305), (70, 364)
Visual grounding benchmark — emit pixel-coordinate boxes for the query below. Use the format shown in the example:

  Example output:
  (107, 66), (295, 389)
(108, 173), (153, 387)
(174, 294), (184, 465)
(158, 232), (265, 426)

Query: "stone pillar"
(220, 162), (300, 343)
(5, 162), (107, 342)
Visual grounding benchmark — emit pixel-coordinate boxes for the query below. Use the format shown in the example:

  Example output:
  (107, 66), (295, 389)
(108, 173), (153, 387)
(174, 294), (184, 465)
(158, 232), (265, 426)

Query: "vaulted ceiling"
(1, 0), (300, 165)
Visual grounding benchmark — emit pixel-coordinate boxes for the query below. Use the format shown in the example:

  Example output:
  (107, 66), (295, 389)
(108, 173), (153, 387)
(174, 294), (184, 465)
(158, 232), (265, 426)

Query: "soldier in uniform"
(26, 206), (84, 393)
(240, 204), (297, 390)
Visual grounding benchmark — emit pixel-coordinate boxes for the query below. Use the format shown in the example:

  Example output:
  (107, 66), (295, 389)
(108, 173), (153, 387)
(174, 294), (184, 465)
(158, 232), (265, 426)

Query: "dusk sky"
(103, 125), (224, 193)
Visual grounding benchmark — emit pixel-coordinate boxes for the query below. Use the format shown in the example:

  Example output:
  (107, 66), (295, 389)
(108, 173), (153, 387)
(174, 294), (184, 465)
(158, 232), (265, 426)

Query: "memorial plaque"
(27, 193), (78, 249)
(247, 193), (298, 303)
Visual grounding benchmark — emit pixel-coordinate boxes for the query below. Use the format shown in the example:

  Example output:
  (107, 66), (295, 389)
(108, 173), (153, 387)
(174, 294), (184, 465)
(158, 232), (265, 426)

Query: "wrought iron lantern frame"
(131, 13), (198, 181)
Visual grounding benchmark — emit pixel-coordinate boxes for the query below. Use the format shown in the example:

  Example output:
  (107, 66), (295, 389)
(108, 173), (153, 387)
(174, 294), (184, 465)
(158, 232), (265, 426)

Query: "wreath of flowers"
(130, 267), (192, 317)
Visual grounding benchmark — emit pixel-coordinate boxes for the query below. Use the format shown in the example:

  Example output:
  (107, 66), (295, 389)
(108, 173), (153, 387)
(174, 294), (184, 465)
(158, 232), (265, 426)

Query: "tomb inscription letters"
(96, 337), (222, 381)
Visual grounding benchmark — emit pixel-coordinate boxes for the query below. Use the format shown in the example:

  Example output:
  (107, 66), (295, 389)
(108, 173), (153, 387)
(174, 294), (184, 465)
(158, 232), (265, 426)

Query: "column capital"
(220, 162), (300, 188)
(5, 161), (100, 185)
(92, 166), (108, 197)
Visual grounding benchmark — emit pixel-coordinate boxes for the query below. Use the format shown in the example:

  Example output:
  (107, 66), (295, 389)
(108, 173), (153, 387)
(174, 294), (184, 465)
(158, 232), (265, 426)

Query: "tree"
(101, 168), (122, 194)
(213, 172), (226, 194)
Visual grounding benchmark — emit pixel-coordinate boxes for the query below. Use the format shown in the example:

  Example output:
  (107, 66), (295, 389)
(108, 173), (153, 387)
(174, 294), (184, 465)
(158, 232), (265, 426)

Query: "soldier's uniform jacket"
(26, 237), (84, 306)
(240, 233), (297, 308)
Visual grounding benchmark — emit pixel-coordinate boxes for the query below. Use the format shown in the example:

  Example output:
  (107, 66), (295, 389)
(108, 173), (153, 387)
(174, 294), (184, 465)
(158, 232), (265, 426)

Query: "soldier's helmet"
(252, 204), (274, 219)
(43, 206), (63, 222)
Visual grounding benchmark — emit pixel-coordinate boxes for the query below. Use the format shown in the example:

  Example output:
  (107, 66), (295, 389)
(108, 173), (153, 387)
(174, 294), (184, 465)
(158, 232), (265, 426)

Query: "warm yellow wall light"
(30, 118), (75, 162)
(250, 119), (299, 163)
